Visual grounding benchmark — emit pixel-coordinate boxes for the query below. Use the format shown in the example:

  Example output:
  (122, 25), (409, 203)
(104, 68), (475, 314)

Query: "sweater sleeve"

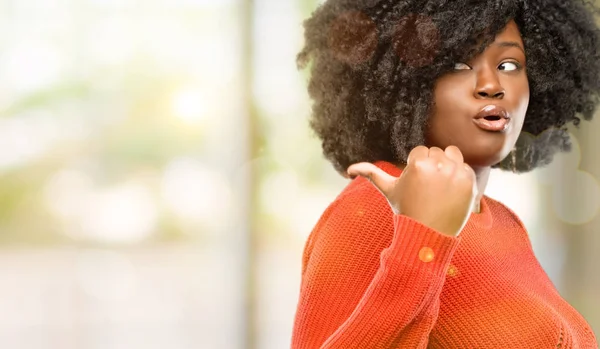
(291, 183), (462, 349)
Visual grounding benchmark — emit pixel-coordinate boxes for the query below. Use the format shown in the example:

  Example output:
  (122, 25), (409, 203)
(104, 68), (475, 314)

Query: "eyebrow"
(494, 41), (525, 54)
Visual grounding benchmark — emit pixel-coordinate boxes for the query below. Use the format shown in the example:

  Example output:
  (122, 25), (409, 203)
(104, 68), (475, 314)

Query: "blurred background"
(0, 0), (598, 348)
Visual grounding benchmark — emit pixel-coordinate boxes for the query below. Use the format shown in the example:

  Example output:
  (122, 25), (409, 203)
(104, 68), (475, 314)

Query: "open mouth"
(483, 115), (502, 121)
(473, 105), (511, 132)
(473, 116), (509, 132)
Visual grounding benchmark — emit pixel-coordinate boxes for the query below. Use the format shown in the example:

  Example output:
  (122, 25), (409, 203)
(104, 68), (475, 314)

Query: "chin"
(463, 136), (516, 165)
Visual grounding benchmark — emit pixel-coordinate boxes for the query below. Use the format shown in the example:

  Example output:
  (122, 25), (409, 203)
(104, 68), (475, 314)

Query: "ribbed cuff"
(384, 214), (461, 279)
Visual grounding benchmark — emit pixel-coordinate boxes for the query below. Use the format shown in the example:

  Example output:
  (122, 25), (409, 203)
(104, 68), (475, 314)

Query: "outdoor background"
(0, 0), (599, 348)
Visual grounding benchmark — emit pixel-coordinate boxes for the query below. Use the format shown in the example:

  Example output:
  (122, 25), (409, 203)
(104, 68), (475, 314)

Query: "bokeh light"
(2, 41), (64, 95)
(171, 87), (208, 123)
(535, 133), (600, 224)
(552, 170), (600, 225)
(78, 182), (158, 244)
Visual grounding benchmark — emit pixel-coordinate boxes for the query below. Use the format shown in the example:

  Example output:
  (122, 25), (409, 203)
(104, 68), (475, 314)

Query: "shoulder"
(484, 195), (529, 231)
(318, 160), (401, 225)
(326, 160), (401, 226)
(311, 175), (395, 242)
(301, 162), (399, 270)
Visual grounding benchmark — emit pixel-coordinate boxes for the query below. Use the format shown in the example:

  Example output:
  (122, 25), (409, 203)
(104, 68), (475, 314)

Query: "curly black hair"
(298, 0), (600, 175)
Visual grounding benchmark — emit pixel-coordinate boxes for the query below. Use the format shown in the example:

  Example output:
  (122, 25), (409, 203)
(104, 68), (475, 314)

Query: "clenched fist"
(347, 145), (477, 237)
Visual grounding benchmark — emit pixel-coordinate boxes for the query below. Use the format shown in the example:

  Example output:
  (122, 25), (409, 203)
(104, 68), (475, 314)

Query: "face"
(425, 20), (529, 168)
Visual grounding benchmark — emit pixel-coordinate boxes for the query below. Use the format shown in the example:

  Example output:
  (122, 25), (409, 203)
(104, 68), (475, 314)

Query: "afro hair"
(298, 0), (600, 175)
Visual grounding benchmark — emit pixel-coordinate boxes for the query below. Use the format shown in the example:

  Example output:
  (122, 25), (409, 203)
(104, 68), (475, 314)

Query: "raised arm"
(292, 146), (476, 348)
(291, 181), (461, 348)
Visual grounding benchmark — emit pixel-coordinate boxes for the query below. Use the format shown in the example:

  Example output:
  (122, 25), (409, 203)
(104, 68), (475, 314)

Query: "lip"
(472, 105), (511, 132)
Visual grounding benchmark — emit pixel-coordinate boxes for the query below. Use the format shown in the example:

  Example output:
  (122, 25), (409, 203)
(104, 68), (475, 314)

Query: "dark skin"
(348, 20), (529, 235)
(426, 20), (529, 213)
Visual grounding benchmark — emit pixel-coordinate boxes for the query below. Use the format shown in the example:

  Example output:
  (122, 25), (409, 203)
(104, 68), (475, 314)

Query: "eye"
(498, 61), (520, 71)
(454, 62), (471, 70)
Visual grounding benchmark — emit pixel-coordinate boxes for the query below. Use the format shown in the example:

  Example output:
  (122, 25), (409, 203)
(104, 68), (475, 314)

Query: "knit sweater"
(291, 161), (597, 348)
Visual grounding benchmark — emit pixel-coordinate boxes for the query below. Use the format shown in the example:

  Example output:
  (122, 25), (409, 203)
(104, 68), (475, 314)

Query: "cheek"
(433, 80), (464, 113)
(431, 83), (471, 124)
(523, 83), (530, 108)
(514, 82), (530, 122)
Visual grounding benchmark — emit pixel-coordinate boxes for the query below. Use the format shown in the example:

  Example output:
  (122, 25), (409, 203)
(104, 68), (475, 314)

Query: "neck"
(470, 165), (491, 214)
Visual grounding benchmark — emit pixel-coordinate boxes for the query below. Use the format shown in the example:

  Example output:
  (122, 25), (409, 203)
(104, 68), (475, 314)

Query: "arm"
(291, 183), (461, 349)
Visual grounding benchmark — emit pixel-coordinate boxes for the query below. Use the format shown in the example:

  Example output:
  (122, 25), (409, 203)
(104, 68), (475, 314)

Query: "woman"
(291, 0), (600, 348)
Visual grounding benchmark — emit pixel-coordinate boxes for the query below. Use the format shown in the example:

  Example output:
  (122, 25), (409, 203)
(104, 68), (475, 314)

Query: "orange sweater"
(291, 161), (597, 348)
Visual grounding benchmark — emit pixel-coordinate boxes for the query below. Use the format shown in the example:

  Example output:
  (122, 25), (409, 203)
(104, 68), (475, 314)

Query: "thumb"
(347, 162), (396, 196)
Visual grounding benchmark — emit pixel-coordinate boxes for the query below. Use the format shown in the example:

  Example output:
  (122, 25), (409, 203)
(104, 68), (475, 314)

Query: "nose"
(474, 68), (505, 99)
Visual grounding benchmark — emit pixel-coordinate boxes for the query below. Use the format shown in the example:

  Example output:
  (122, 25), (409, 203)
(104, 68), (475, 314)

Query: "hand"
(347, 145), (477, 237)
